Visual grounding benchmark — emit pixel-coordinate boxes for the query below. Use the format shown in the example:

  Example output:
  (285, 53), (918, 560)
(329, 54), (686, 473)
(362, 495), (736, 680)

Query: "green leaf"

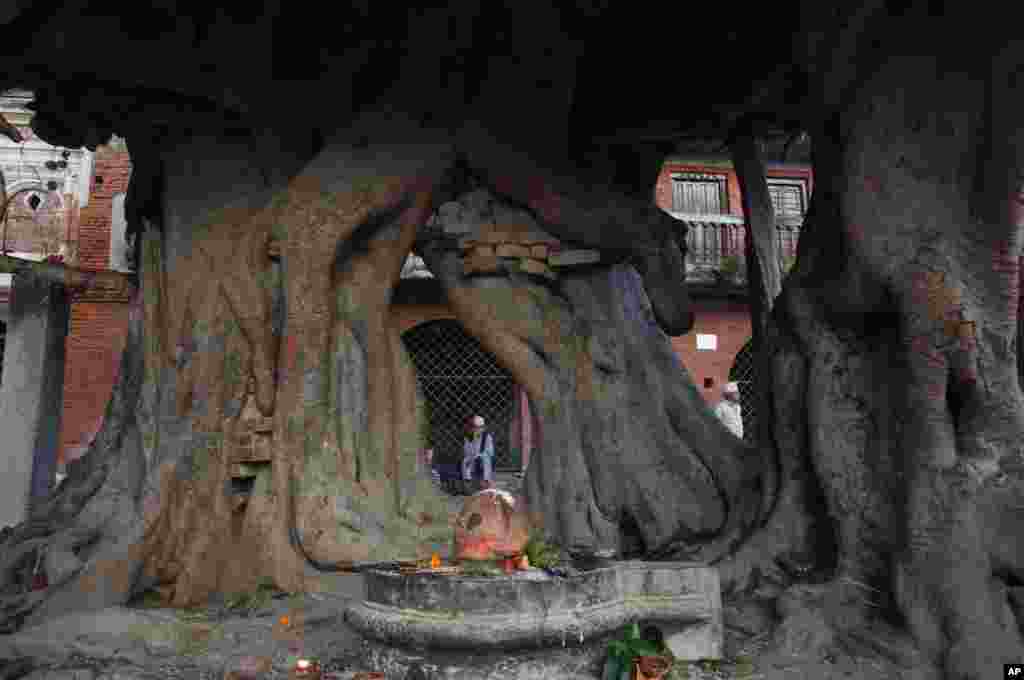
(627, 622), (641, 640)
(630, 640), (663, 657)
(608, 641), (629, 656)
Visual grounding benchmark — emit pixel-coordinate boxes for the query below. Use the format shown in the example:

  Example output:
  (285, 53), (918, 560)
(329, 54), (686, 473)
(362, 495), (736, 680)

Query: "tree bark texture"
(731, 132), (783, 521)
(0, 115), (745, 631)
(768, 44), (1024, 678)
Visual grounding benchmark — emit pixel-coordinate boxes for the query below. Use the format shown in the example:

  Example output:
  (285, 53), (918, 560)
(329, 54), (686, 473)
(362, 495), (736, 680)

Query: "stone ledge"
(345, 561), (720, 657)
(357, 632), (612, 680)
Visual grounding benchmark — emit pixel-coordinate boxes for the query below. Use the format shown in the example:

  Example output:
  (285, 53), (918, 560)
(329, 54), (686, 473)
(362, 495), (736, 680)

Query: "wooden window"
(671, 173), (728, 215)
(767, 179), (807, 218)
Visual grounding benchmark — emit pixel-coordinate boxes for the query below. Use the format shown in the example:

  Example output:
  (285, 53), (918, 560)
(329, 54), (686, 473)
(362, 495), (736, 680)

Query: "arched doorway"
(401, 319), (519, 471)
(727, 338), (759, 443)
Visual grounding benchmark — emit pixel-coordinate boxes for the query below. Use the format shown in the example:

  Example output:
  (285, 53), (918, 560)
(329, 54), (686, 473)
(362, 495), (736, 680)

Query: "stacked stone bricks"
(439, 190), (602, 279)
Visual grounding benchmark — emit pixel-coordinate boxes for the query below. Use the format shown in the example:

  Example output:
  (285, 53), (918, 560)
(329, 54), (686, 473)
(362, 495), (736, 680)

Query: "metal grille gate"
(401, 319), (518, 471)
(728, 338), (759, 443)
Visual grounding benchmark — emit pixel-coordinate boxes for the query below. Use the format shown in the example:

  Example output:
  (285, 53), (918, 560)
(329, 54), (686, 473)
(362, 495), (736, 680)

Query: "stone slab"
(549, 249), (602, 267)
(518, 231), (561, 246)
(663, 620), (722, 661)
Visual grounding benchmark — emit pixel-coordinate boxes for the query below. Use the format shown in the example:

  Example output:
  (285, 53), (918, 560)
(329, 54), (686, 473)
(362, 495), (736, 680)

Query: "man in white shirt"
(461, 414), (495, 492)
(714, 382), (743, 439)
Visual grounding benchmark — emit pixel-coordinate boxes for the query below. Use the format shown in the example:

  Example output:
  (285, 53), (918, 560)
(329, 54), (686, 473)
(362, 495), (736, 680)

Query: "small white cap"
(469, 415), (485, 427)
(723, 382), (739, 394)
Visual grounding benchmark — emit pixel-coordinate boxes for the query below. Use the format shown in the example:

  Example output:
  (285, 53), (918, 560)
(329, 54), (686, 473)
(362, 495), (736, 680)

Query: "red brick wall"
(59, 303), (130, 463)
(670, 302), (752, 406)
(655, 159), (811, 406)
(59, 144), (132, 464)
(76, 145), (131, 271)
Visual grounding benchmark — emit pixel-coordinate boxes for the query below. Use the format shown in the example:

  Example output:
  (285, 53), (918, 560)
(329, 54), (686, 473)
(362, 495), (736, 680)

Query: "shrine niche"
(226, 377), (274, 514)
(400, 318), (518, 473)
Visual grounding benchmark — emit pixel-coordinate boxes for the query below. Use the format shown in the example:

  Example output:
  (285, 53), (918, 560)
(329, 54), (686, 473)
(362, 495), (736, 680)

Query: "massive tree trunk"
(0, 121), (457, 625)
(762, 34), (1024, 678)
(731, 130), (783, 520)
(0, 113), (763, 633)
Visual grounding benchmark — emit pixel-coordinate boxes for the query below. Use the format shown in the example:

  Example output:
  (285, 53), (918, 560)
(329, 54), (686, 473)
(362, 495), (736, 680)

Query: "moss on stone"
(287, 415), (302, 439)
(250, 466), (273, 496)
(270, 217), (288, 241)
(223, 350), (243, 391)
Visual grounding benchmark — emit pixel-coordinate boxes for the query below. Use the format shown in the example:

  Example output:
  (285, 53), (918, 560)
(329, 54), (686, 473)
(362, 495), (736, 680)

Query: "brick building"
(655, 138), (813, 436)
(0, 89), (133, 466)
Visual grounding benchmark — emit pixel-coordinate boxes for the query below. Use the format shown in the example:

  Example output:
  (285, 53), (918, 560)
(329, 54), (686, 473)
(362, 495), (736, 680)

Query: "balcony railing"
(670, 212), (801, 284)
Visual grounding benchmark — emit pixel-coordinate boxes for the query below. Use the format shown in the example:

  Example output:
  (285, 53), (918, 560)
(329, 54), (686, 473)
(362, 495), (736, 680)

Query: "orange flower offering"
(279, 615), (290, 627)
(431, 553), (441, 569)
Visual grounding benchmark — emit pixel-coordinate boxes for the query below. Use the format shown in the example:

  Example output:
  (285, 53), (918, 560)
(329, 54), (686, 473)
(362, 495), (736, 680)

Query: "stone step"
(549, 249), (601, 267)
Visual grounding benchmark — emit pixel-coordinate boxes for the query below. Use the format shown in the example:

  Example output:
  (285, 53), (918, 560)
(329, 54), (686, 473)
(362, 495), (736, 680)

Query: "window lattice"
(767, 181), (806, 218)
(671, 174), (728, 215)
(728, 338), (759, 443)
(401, 320), (518, 470)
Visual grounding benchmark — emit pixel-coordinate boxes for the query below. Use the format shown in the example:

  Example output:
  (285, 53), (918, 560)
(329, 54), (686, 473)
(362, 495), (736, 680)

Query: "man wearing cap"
(714, 382), (744, 439)
(461, 414), (495, 493)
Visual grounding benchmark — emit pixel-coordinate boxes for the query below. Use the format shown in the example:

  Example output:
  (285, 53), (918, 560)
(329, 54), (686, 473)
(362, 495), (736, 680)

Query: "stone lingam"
(453, 488), (531, 566)
(343, 490), (723, 679)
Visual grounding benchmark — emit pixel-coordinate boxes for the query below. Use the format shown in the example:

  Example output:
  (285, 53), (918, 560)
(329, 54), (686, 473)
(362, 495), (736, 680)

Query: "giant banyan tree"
(1, 1), (1023, 678)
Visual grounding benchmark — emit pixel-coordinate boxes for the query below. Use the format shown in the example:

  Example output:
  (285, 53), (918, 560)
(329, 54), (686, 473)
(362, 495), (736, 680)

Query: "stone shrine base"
(356, 633), (616, 680)
(345, 560), (723, 679)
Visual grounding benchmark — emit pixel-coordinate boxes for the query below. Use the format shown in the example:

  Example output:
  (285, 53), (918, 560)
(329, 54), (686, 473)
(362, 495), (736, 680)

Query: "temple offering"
(454, 489), (531, 562)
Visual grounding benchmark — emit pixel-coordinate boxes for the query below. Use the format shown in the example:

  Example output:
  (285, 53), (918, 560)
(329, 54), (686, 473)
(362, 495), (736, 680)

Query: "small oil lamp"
(288, 657), (321, 680)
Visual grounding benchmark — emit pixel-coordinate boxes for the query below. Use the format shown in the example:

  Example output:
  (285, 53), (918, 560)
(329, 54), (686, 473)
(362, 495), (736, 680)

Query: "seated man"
(461, 414), (495, 494)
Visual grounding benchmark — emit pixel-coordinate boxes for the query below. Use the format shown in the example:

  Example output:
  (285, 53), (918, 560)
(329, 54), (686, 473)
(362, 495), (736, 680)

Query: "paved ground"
(0, 594), (935, 680)
(0, 477), (934, 679)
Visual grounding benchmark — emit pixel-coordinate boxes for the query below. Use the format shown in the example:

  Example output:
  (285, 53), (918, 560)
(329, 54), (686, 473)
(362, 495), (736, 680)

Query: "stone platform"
(344, 560), (721, 678)
(356, 631), (617, 680)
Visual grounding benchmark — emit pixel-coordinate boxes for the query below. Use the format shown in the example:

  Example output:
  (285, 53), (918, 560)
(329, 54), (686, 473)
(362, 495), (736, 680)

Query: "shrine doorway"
(401, 319), (524, 473)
